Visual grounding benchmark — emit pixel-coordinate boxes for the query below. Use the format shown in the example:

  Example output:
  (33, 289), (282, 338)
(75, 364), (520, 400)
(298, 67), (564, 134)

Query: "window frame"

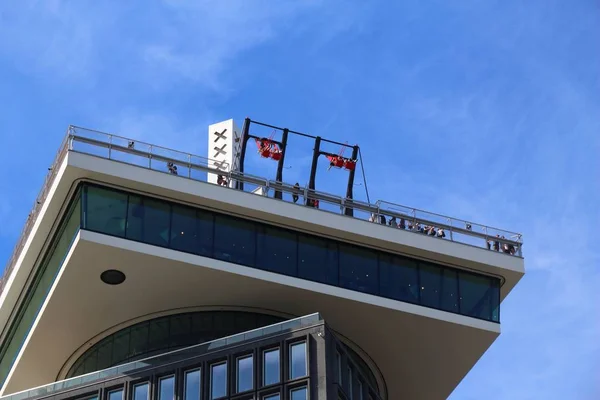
(235, 353), (254, 393)
(288, 341), (308, 381)
(209, 360), (228, 400)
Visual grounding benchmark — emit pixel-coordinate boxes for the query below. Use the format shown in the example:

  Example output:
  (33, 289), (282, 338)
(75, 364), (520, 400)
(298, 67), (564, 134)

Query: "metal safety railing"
(0, 125), (524, 295)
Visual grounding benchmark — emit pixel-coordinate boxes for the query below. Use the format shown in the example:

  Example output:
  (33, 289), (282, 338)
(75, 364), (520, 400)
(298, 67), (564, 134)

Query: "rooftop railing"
(0, 313), (322, 400)
(0, 125), (523, 295)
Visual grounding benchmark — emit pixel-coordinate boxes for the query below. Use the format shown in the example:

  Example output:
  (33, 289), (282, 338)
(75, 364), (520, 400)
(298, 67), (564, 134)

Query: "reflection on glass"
(263, 348), (280, 386)
(236, 355), (253, 392)
(338, 244), (378, 295)
(289, 342), (307, 379)
(108, 389), (123, 400)
(184, 369), (201, 400)
(133, 383), (149, 400)
(159, 376), (175, 400)
(264, 394), (280, 400)
(290, 387), (308, 400)
(211, 362), (227, 399)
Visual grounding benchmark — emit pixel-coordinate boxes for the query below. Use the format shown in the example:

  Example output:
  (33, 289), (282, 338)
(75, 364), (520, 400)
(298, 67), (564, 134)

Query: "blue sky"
(0, 1), (599, 398)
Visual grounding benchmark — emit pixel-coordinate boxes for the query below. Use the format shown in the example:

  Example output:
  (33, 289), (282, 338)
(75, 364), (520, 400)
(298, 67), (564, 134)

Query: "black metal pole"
(344, 145), (359, 216)
(274, 128), (289, 200)
(307, 136), (321, 206)
(237, 117), (251, 191)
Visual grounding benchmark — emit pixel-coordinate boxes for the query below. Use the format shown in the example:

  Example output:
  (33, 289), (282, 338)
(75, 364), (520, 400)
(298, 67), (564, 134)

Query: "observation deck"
(0, 125), (523, 297)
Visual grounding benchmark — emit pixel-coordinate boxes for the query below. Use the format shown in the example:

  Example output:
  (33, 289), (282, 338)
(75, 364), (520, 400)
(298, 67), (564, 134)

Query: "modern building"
(0, 119), (524, 400)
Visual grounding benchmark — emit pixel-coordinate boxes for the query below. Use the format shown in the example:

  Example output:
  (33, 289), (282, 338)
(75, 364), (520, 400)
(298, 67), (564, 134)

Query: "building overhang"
(0, 150), (524, 399)
(3, 230), (500, 399)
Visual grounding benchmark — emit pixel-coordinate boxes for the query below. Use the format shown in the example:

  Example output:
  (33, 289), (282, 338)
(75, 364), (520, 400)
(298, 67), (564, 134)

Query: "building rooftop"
(0, 124), (523, 296)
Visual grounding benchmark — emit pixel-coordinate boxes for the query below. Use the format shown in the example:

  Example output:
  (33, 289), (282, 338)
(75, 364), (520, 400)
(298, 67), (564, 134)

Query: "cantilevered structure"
(0, 119), (524, 400)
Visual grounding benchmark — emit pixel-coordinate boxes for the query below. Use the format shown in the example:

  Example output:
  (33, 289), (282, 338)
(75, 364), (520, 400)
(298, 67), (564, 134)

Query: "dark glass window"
(184, 369), (201, 400)
(236, 355), (253, 392)
(336, 351), (342, 384)
(159, 376), (175, 400)
(347, 367), (353, 400)
(297, 234), (338, 286)
(440, 269), (459, 313)
(78, 184), (503, 323)
(125, 195), (143, 240)
(144, 198), (171, 247)
(170, 204), (199, 254)
(490, 279), (501, 322)
(289, 342), (307, 379)
(108, 389), (123, 400)
(133, 383), (149, 400)
(256, 226), (297, 276)
(213, 215), (256, 266)
(290, 387), (307, 400)
(211, 362), (227, 399)
(379, 255), (419, 303)
(339, 245), (378, 295)
(263, 348), (280, 386)
(419, 263), (442, 309)
(111, 328), (131, 365)
(459, 272), (493, 320)
(148, 318), (170, 352)
(84, 186), (127, 236)
(197, 209), (214, 257)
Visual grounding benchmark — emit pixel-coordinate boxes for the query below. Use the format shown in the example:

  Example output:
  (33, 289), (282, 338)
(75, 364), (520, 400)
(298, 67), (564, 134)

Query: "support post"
(344, 145), (359, 216)
(237, 117), (251, 191)
(274, 128), (289, 200)
(307, 136), (321, 207)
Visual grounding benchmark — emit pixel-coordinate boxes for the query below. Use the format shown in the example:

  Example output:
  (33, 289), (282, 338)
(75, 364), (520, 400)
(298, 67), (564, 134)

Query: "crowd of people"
(370, 213), (518, 255)
(370, 214), (447, 238)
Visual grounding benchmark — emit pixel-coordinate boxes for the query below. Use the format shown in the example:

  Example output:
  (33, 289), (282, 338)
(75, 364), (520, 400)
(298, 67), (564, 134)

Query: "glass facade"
(67, 311), (284, 378)
(80, 184), (501, 322)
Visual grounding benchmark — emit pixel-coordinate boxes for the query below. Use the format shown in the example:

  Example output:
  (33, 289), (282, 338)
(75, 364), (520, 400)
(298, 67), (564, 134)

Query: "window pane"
(85, 186), (127, 236)
(237, 355), (253, 392)
(214, 215), (256, 266)
(133, 383), (149, 400)
(197, 210), (214, 257)
(256, 226), (297, 275)
(490, 278), (501, 322)
(184, 369), (201, 400)
(358, 381), (363, 400)
(297, 234), (338, 286)
(459, 272), (493, 320)
(171, 204), (199, 254)
(111, 328), (131, 365)
(419, 263), (442, 309)
(211, 362), (227, 399)
(144, 198), (171, 247)
(290, 387), (307, 400)
(159, 376), (175, 400)
(347, 367), (353, 400)
(264, 395), (280, 400)
(108, 390), (123, 400)
(336, 351), (342, 384)
(263, 348), (280, 386)
(289, 342), (307, 379)
(378, 255), (419, 303)
(339, 245), (378, 295)
(440, 269), (459, 313)
(148, 318), (170, 352)
(125, 195), (143, 240)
